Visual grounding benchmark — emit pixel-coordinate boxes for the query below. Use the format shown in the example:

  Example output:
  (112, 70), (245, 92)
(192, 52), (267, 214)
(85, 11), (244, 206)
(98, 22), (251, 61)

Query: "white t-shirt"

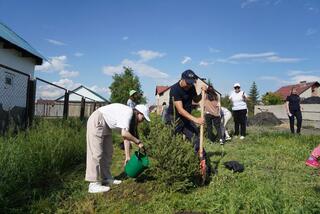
(127, 98), (136, 109)
(229, 91), (247, 111)
(98, 103), (133, 130)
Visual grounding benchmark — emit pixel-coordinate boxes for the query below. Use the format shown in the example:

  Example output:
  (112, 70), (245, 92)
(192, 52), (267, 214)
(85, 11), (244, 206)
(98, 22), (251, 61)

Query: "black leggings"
(205, 114), (222, 142)
(232, 109), (247, 136)
(289, 110), (302, 134)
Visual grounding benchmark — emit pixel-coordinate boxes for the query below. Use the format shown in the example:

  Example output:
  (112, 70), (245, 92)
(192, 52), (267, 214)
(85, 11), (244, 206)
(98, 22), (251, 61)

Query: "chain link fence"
(0, 64), (30, 134)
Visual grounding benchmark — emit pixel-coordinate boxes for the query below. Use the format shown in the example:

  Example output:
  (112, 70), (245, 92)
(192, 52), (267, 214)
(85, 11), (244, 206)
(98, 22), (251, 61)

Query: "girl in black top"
(285, 87), (303, 134)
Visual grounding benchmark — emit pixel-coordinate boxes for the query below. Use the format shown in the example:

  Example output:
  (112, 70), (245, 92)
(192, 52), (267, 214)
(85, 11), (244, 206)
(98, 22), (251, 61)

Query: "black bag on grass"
(224, 161), (244, 173)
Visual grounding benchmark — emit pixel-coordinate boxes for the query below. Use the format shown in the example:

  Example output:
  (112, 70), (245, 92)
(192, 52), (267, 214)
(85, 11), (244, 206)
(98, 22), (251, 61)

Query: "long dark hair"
(207, 85), (218, 101)
(129, 110), (139, 138)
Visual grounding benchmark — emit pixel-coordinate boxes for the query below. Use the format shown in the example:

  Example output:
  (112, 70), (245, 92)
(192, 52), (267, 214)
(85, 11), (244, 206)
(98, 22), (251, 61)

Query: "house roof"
(0, 22), (45, 65)
(155, 86), (170, 95)
(56, 85), (110, 103)
(275, 81), (320, 100)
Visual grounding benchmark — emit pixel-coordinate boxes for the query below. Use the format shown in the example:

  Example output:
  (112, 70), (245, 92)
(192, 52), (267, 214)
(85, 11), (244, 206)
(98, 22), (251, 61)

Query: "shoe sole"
(305, 163), (320, 169)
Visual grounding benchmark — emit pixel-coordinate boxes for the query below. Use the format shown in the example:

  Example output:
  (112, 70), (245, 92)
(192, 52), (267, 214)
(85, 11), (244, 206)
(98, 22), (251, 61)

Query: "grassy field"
(1, 119), (320, 213)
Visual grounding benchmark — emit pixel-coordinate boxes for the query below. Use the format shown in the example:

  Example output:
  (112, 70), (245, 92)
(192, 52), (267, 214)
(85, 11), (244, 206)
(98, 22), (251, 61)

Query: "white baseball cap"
(234, 83), (241, 88)
(134, 104), (150, 122)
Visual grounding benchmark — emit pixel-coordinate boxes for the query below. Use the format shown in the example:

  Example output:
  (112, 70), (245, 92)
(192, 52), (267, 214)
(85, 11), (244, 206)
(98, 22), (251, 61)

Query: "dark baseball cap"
(181, 69), (197, 85)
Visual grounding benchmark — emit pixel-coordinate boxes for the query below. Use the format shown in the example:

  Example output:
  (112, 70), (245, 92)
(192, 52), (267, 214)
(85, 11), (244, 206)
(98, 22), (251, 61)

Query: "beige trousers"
(85, 110), (113, 182)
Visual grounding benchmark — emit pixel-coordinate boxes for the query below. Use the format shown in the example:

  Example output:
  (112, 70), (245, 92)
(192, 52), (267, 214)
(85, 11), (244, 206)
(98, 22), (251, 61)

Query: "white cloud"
(35, 55), (68, 72)
(199, 60), (215, 66)
(260, 73), (320, 86)
(241, 0), (259, 8)
(35, 55), (81, 78)
(291, 75), (320, 83)
(46, 39), (66, 46)
(209, 47), (220, 53)
(59, 70), (79, 78)
(199, 61), (209, 66)
(181, 56), (192, 64)
(102, 59), (169, 79)
(88, 85), (110, 95)
(53, 78), (81, 90)
(287, 70), (315, 76)
(74, 52), (84, 57)
(37, 78), (81, 100)
(134, 50), (166, 62)
(259, 76), (290, 85)
(306, 28), (318, 36)
(224, 52), (304, 63)
(216, 58), (238, 64)
(229, 52), (276, 60)
(265, 56), (303, 63)
(122, 36), (129, 41)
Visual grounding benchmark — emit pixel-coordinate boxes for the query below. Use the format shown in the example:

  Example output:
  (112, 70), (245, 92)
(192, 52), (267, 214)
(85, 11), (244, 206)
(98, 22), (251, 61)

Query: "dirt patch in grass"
(105, 179), (156, 204)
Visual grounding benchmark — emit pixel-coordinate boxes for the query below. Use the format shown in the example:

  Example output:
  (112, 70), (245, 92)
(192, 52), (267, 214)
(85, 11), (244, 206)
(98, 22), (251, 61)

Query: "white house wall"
(0, 42), (36, 78)
(300, 88), (312, 99)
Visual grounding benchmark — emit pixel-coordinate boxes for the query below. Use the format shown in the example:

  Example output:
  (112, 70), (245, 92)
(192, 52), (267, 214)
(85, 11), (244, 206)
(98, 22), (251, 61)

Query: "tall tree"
(109, 67), (146, 104)
(248, 81), (259, 115)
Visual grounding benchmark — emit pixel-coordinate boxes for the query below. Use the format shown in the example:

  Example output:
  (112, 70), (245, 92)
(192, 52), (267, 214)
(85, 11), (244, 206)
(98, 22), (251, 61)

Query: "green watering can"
(125, 148), (149, 178)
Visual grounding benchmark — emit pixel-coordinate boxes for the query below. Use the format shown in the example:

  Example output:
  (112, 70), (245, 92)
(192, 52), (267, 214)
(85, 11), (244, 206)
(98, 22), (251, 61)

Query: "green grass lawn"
(28, 127), (320, 214)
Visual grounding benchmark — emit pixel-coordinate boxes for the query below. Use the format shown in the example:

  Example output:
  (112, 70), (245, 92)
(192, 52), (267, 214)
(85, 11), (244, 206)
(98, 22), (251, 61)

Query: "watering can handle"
(138, 147), (147, 156)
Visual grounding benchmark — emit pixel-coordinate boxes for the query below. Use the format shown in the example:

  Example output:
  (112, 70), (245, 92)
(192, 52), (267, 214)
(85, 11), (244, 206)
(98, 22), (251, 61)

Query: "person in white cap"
(127, 90), (139, 109)
(229, 83), (248, 140)
(85, 103), (150, 193)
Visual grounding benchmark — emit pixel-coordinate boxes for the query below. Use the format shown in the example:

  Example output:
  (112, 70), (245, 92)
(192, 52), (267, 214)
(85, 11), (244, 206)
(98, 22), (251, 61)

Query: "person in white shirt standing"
(85, 103), (150, 193)
(229, 83), (248, 140)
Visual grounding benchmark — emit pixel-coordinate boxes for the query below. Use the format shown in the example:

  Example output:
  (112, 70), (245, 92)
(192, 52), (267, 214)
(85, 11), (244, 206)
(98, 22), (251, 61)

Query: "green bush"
(0, 119), (86, 213)
(262, 92), (284, 105)
(141, 115), (201, 192)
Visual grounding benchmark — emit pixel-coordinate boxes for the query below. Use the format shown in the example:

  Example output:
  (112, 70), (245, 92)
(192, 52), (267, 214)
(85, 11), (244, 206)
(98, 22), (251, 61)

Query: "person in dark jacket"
(285, 87), (303, 134)
(165, 69), (204, 153)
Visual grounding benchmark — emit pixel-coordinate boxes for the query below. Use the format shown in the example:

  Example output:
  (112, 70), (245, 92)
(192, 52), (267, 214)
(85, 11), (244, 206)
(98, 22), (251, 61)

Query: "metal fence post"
(63, 91), (69, 119)
(80, 97), (85, 121)
(93, 102), (96, 113)
(27, 79), (36, 127)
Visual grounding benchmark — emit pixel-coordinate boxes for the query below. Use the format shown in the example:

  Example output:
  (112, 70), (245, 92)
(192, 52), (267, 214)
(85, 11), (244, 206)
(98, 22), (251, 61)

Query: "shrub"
(141, 115), (201, 192)
(0, 119), (86, 213)
(262, 92), (284, 105)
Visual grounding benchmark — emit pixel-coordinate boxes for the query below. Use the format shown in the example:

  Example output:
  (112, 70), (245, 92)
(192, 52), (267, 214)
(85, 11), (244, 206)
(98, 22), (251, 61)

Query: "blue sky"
(0, 0), (319, 103)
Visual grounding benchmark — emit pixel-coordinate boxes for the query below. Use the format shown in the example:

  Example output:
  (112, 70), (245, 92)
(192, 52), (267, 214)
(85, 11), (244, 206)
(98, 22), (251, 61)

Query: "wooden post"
(199, 89), (205, 159)
(80, 97), (85, 121)
(63, 91), (69, 119)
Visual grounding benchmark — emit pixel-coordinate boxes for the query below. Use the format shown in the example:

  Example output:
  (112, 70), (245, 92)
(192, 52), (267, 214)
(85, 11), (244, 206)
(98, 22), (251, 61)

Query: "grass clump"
(0, 119), (86, 213)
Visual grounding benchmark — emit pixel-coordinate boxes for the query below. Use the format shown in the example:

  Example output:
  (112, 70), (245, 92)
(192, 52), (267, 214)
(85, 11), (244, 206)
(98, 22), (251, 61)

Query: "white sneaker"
(240, 136), (245, 140)
(225, 136), (231, 141)
(88, 182), (110, 193)
(219, 139), (224, 145)
(104, 179), (122, 185)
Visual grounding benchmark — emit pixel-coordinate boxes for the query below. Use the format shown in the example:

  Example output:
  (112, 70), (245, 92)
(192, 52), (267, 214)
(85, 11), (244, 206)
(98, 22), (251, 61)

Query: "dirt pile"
(301, 97), (320, 104)
(249, 112), (282, 126)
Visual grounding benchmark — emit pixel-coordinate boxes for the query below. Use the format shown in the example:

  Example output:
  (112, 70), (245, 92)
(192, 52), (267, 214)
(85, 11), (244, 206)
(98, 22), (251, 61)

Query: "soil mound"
(301, 97), (320, 104)
(249, 112), (282, 126)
